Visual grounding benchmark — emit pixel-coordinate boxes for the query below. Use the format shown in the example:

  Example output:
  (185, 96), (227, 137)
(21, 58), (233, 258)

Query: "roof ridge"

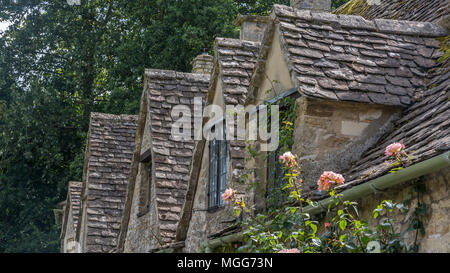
(272, 4), (448, 37)
(215, 37), (261, 48)
(90, 112), (138, 120)
(144, 68), (210, 81)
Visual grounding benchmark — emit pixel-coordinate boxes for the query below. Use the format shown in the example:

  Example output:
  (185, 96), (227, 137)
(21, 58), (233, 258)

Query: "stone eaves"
(249, 4), (447, 107)
(81, 112), (138, 253)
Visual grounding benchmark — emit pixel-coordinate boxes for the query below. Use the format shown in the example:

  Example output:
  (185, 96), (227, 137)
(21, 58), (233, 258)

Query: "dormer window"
(209, 127), (228, 209)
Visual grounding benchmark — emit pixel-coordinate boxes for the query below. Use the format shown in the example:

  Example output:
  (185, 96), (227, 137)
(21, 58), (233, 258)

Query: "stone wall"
(62, 205), (77, 253)
(315, 168), (450, 252)
(290, 0), (331, 12)
(123, 162), (160, 252)
(292, 97), (401, 191)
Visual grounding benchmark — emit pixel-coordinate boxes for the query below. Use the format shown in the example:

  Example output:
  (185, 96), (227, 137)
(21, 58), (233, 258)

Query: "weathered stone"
(295, 65), (326, 77)
(290, 0), (331, 12)
(355, 74), (387, 85)
(337, 14), (377, 30)
(349, 81), (385, 93)
(360, 50), (387, 58)
(368, 92), (401, 106)
(385, 85), (412, 96)
(414, 56), (438, 68)
(313, 59), (340, 69)
(307, 41), (331, 52)
(386, 75), (412, 88)
(376, 59), (401, 68)
(285, 38), (308, 48)
(330, 45), (345, 53)
(317, 77), (349, 91)
(335, 91), (371, 103)
(375, 19), (448, 37)
(297, 76), (318, 85)
(289, 47), (324, 58)
(325, 67), (355, 81)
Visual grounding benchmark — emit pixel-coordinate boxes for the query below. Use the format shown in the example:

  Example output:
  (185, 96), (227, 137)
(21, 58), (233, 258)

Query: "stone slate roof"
(249, 4), (447, 107)
(335, 0), (450, 23)
(214, 38), (261, 105)
(176, 38), (260, 242)
(67, 181), (82, 230)
(81, 112), (137, 252)
(307, 0), (450, 197)
(213, 38), (260, 171)
(332, 60), (450, 192)
(144, 69), (210, 244)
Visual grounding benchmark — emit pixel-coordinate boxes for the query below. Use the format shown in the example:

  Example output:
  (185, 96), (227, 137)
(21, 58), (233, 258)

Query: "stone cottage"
(59, 112), (137, 253)
(115, 68), (211, 253)
(175, 1), (450, 252)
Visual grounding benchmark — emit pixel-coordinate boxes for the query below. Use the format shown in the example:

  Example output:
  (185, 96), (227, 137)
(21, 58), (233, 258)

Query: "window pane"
(267, 150), (285, 208)
(219, 139), (228, 206)
(147, 161), (152, 209)
(209, 139), (218, 208)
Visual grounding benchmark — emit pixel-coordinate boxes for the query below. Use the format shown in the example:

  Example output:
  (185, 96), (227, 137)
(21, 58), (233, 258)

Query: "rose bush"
(219, 145), (412, 253)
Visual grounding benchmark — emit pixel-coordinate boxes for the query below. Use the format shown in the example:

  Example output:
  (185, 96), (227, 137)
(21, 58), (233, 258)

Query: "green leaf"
(373, 211), (379, 219)
(310, 224), (317, 234)
(339, 219), (347, 231)
(235, 209), (241, 218)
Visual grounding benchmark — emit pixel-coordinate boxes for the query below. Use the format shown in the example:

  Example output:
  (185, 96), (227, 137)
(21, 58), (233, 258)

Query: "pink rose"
(279, 151), (297, 168)
(278, 248), (300, 253)
(317, 171), (345, 191)
(221, 188), (236, 203)
(384, 143), (405, 157)
(325, 222), (330, 229)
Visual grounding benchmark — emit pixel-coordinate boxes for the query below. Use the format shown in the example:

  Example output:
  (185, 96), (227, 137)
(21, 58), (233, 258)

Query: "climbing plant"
(219, 132), (421, 253)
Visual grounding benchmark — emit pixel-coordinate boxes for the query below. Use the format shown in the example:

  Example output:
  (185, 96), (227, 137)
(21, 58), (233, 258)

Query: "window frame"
(208, 126), (228, 210)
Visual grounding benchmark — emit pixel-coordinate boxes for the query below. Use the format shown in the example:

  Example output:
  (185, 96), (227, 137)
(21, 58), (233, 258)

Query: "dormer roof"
(249, 4), (447, 106)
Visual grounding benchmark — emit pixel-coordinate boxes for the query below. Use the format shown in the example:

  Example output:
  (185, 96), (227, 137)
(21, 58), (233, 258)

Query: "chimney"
(233, 15), (269, 42)
(290, 0), (331, 12)
(191, 53), (213, 75)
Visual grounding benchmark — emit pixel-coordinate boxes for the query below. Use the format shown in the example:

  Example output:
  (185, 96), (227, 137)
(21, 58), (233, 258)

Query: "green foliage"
(436, 36), (450, 63)
(229, 146), (413, 253)
(0, 84), (84, 252)
(236, 189), (410, 253)
(331, 0), (351, 11)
